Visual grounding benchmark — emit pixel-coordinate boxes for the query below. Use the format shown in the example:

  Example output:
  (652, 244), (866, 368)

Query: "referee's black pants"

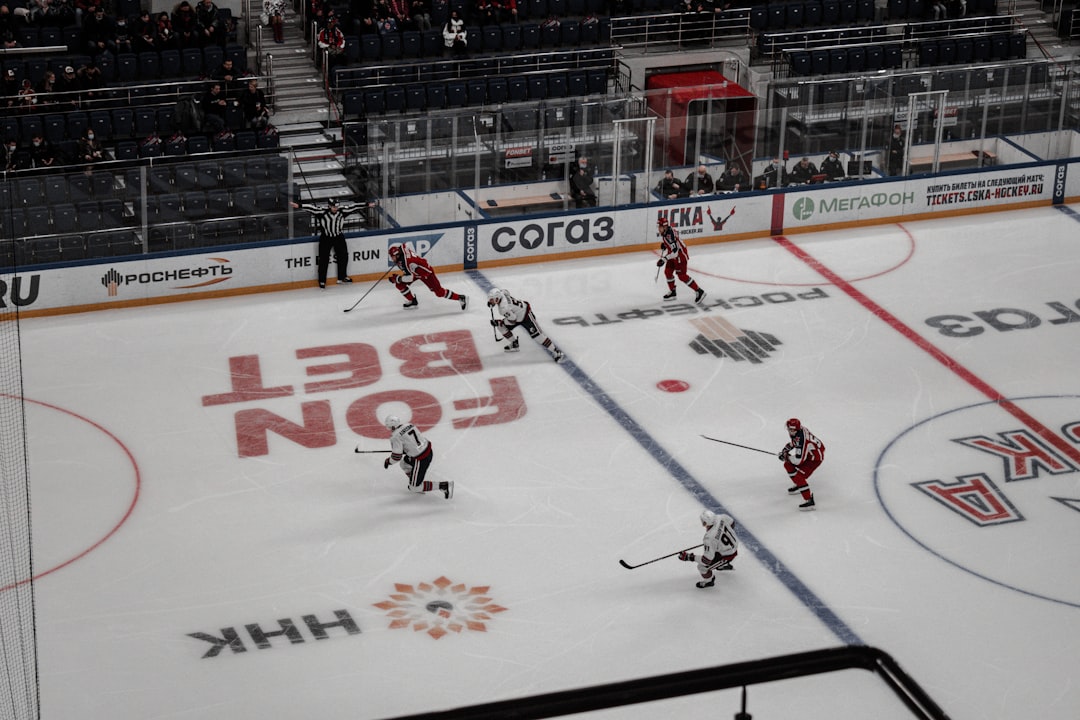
(317, 233), (349, 284)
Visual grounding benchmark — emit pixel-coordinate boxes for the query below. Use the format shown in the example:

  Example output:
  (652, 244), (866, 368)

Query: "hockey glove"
(490, 318), (504, 328)
(387, 274), (399, 284)
(383, 457), (393, 469)
(678, 551), (696, 562)
(778, 448), (788, 460)
(656, 258), (665, 267)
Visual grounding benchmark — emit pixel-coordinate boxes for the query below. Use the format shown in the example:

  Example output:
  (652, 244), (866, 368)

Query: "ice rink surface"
(14, 204), (1080, 719)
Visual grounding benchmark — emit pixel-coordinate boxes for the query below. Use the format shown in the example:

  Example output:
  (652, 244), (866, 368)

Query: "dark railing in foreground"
(381, 645), (951, 720)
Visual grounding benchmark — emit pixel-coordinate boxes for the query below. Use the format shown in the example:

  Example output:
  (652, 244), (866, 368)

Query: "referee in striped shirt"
(290, 198), (365, 289)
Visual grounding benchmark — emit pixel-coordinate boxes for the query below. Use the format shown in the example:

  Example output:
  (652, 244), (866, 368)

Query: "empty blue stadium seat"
(426, 82), (447, 109)
(790, 51), (811, 76)
(382, 33), (402, 60)
(402, 31), (422, 58)
(487, 77), (509, 103)
(521, 22), (540, 49)
(446, 81), (468, 108)
(507, 76), (528, 102)
(918, 40), (939, 66)
(363, 88), (386, 115)
(786, 2), (805, 27)
(385, 86), (406, 113)
(586, 68), (606, 95)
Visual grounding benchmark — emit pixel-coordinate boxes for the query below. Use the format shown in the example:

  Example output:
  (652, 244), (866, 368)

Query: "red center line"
(773, 234), (1080, 466)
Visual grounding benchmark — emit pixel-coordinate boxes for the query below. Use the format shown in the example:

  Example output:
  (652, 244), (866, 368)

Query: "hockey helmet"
(700, 509), (716, 528)
(383, 415), (402, 430)
(657, 216), (669, 227)
(388, 243), (403, 260)
(487, 287), (504, 306)
(786, 417), (801, 435)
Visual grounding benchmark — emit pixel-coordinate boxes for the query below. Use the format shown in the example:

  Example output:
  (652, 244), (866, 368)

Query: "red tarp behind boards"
(646, 70), (755, 165)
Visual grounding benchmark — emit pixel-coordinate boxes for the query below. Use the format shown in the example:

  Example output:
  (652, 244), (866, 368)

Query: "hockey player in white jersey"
(487, 287), (564, 363)
(383, 415), (453, 499)
(678, 510), (738, 588)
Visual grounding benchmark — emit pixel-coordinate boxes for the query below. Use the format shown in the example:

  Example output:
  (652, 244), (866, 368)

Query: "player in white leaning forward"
(656, 216), (706, 303)
(487, 287), (564, 363)
(678, 510), (738, 588)
(383, 415), (453, 499)
(779, 417), (824, 510)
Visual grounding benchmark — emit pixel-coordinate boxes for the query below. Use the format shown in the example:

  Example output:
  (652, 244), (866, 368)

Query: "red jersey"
(658, 225), (688, 264)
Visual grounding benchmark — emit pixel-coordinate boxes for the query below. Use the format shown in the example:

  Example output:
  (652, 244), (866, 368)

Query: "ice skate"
(552, 349), (564, 363)
(787, 485), (803, 495)
(402, 297), (418, 309)
(695, 577), (715, 589)
(662, 289), (677, 300)
(504, 337), (520, 353)
(441, 481), (454, 499)
(799, 496), (816, 511)
(694, 288), (706, 303)
(459, 295), (468, 310)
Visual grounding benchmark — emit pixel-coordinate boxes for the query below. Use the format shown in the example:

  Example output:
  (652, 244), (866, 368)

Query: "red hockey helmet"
(657, 216), (669, 227)
(786, 418), (801, 435)
(388, 243), (403, 259)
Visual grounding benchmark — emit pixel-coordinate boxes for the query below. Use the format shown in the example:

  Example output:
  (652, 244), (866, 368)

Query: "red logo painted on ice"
(373, 576), (508, 640)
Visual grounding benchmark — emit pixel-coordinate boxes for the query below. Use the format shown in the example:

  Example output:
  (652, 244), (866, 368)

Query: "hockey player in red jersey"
(487, 287), (564, 363)
(779, 418), (824, 510)
(678, 510), (738, 588)
(387, 243), (469, 310)
(655, 216), (706, 303)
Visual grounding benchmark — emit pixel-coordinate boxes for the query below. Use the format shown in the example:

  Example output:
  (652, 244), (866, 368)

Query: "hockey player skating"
(655, 216), (706, 303)
(383, 415), (453, 499)
(487, 287), (564, 363)
(779, 417), (824, 510)
(387, 243), (468, 311)
(678, 510), (738, 588)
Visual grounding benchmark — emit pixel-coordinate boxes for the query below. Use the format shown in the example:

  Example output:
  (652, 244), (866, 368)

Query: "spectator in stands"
(201, 81), (229, 133)
(540, 12), (560, 32)
(82, 5), (116, 55)
(2, 68), (19, 108)
(113, 13), (135, 54)
(239, 78), (268, 126)
(316, 16), (346, 67)
(929, 0), (946, 19)
(408, 0), (432, 31)
(656, 169), (688, 199)
(77, 60), (105, 105)
(211, 56), (241, 95)
(54, 65), (81, 106)
(570, 155), (598, 208)
(684, 164), (715, 195)
(717, 162), (746, 191)
(492, 0), (517, 24)
(29, 133), (56, 169)
(475, 0), (497, 25)
(2, 138), (28, 172)
(35, 70), (57, 106)
(387, 0), (411, 28)
(0, 5), (15, 39)
(378, 13), (398, 34)
(195, 0), (224, 46)
(77, 127), (105, 164)
(157, 11), (177, 48)
(442, 9), (467, 56)
(16, 78), (37, 112)
(134, 9), (159, 52)
(888, 124), (905, 176)
(172, 1), (199, 48)
(820, 150), (844, 180)
(762, 156), (787, 188)
(263, 0), (286, 43)
(789, 156), (819, 184)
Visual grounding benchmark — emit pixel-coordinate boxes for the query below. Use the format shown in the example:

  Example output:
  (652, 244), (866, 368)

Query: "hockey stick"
(700, 434), (774, 456)
(343, 266), (394, 313)
(355, 446), (391, 454)
(488, 304), (501, 341)
(618, 544), (702, 570)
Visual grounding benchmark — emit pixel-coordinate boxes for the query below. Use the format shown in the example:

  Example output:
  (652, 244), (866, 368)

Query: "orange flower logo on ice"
(373, 576), (507, 640)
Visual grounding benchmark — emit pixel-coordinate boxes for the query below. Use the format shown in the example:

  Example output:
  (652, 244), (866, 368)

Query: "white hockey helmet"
(700, 509), (717, 528)
(383, 415), (402, 430)
(487, 287), (504, 306)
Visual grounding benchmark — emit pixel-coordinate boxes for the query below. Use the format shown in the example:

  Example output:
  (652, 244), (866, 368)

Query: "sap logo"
(389, 233), (445, 258)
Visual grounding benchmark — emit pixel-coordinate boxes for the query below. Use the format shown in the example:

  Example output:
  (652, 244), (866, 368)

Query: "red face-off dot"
(657, 379), (690, 393)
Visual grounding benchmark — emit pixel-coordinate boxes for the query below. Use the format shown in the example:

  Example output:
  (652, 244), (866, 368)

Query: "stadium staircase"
(260, 10), (352, 203)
